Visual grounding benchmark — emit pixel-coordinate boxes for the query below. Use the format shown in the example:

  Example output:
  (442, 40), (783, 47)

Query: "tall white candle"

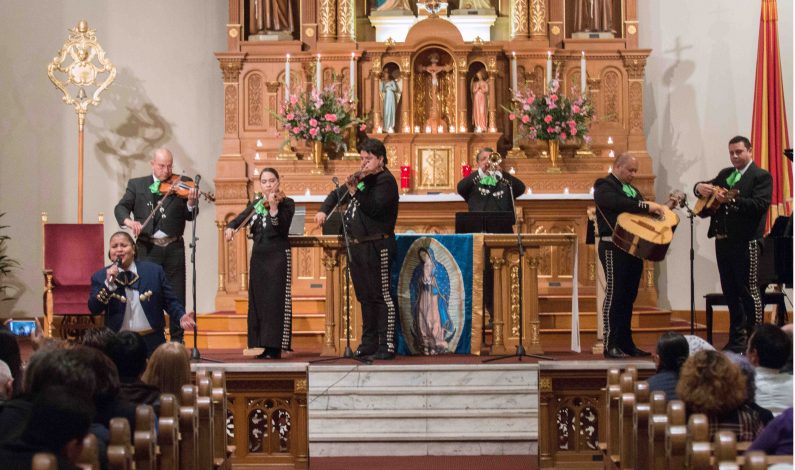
(546, 51), (552, 92)
(511, 52), (518, 92)
(284, 54), (290, 103)
(315, 54), (322, 92)
(580, 51), (586, 95)
(349, 53), (356, 101)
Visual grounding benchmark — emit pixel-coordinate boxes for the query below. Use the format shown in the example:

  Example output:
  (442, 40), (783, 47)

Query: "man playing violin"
(694, 136), (772, 353)
(114, 147), (198, 344)
(314, 138), (400, 360)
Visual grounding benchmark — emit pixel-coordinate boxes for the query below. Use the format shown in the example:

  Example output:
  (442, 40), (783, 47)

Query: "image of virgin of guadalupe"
(410, 247), (455, 355)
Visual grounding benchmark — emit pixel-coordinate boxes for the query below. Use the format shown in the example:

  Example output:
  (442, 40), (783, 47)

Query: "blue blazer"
(88, 261), (186, 332)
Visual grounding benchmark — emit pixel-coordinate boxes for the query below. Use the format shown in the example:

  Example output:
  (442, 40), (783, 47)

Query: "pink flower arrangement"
(274, 81), (362, 146)
(506, 79), (593, 143)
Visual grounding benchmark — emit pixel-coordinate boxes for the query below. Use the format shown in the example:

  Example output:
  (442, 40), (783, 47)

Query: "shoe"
(372, 350), (395, 360)
(256, 347), (281, 359)
(354, 345), (377, 358)
(625, 346), (651, 357)
(604, 347), (629, 359)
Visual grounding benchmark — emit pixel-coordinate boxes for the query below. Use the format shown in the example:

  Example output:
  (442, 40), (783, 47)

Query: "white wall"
(639, 0), (793, 310)
(0, 1), (791, 317)
(0, 1), (227, 317)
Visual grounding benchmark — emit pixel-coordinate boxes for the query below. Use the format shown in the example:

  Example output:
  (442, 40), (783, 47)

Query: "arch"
(404, 17), (465, 49)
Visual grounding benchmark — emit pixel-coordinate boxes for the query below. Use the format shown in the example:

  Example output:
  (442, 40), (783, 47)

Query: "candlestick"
(580, 51), (586, 95)
(546, 51), (552, 92)
(315, 54), (322, 91)
(285, 54), (291, 103)
(511, 51), (518, 91)
(349, 53), (356, 101)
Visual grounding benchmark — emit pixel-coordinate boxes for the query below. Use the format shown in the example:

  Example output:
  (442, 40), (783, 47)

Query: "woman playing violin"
(225, 168), (295, 359)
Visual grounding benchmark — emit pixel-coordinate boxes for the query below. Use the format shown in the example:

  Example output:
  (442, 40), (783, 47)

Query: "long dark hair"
(656, 332), (689, 373)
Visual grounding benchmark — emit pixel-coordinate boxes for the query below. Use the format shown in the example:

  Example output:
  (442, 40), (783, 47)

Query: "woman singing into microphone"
(225, 168), (295, 359)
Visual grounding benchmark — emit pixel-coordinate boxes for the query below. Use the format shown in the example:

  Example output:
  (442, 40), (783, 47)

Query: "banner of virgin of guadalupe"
(393, 234), (484, 355)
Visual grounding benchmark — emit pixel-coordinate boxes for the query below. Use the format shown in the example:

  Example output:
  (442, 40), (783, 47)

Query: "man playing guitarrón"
(594, 154), (667, 358)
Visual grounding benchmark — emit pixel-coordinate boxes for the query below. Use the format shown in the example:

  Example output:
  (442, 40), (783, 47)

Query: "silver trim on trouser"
(281, 249), (293, 350)
(748, 240), (763, 326)
(380, 247), (396, 353)
(602, 248), (615, 350)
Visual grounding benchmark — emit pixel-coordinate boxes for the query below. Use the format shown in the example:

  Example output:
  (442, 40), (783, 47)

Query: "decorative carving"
(215, 182), (249, 200)
(417, 147), (452, 189)
(603, 70), (619, 123)
(629, 81), (643, 132)
(622, 56), (647, 80)
(224, 85), (238, 135)
(493, 323), (504, 346)
(510, 263), (520, 336)
(219, 59), (243, 82)
(337, 0), (355, 40)
(539, 376), (553, 392)
(579, 405), (599, 450)
(530, 0), (546, 36)
(294, 379), (308, 393)
(319, 0), (337, 39)
(557, 407), (573, 450)
(247, 74), (264, 127)
(511, 0), (529, 37)
(265, 81), (280, 93)
(298, 248), (312, 277)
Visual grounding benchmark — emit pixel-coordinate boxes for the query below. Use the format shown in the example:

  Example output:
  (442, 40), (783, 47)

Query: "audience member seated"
(780, 323), (792, 373)
(725, 352), (774, 425)
(83, 346), (137, 431)
(0, 385), (94, 470)
(677, 350), (766, 441)
(106, 331), (160, 407)
(141, 342), (191, 404)
(77, 327), (117, 353)
(0, 360), (13, 403)
(748, 407), (793, 456)
(746, 323), (793, 416)
(0, 329), (22, 397)
(647, 332), (689, 400)
(683, 334), (715, 354)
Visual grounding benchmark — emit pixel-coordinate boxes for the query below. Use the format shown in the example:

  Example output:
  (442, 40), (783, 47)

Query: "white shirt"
(738, 159), (753, 176)
(151, 173), (195, 238)
(754, 367), (793, 416)
(106, 262), (152, 333)
(477, 168), (502, 179)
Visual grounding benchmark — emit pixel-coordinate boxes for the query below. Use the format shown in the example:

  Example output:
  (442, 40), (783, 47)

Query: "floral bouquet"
(507, 79), (594, 143)
(274, 82), (363, 149)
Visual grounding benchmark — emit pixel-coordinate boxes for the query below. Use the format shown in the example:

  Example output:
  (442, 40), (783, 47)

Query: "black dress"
(227, 197), (295, 350)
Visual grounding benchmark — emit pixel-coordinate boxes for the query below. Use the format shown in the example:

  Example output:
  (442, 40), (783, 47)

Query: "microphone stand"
(311, 179), (371, 365)
(189, 175), (220, 363)
(682, 197), (696, 335)
(485, 174), (552, 362)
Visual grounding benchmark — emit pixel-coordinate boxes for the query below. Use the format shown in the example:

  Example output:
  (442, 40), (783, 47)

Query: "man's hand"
(187, 188), (199, 206)
(180, 312), (196, 330)
(646, 201), (665, 217)
(695, 183), (714, 198)
(314, 212), (327, 226)
(124, 218), (143, 236)
(224, 228), (234, 241)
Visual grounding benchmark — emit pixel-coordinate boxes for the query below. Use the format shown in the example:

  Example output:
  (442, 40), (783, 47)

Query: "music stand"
(455, 211), (515, 234)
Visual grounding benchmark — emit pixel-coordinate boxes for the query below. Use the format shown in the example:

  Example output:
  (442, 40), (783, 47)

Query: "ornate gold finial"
(385, 37), (396, 47)
(473, 36), (484, 45)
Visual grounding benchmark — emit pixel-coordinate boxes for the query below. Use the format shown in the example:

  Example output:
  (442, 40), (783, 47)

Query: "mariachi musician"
(114, 148), (198, 344)
(594, 153), (671, 358)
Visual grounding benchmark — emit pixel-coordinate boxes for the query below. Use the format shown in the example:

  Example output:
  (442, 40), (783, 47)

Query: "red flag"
(751, 0), (792, 232)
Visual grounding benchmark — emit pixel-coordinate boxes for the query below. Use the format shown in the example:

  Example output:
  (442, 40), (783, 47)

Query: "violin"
(257, 190), (286, 209)
(228, 191), (287, 236)
(159, 174), (216, 202)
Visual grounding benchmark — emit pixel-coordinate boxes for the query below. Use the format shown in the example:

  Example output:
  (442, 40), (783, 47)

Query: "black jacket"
(114, 175), (196, 237)
(320, 170), (399, 239)
(457, 171), (526, 212)
(694, 163), (772, 241)
(593, 173), (650, 237)
(227, 197), (295, 249)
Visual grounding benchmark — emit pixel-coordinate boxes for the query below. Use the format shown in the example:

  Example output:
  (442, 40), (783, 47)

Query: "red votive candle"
(461, 164), (472, 177)
(400, 164), (410, 189)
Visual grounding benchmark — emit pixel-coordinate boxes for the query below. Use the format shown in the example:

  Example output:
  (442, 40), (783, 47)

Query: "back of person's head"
(0, 359), (12, 400)
(106, 331), (148, 379)
(0, 329), (22, 396)
(78, 327), (117, 353)
(656, 332), (689, 373)
(24, 346), (97, 398)
(725, 352), (759, 403)
(677, 350), (747, 415)
(22, 385), (94, 463)
(80, 346), (121, 406)
(141, 342), (190, 400)
(748, 323), (791, 369)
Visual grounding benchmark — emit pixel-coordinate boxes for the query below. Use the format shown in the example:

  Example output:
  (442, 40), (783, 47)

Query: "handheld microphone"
(332, 176), (340, 188)
(115, 256), (122, 269)
(679, 192), (688, 208)
(194, 174), (201, 186)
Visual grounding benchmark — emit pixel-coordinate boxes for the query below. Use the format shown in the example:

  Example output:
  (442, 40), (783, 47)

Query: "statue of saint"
(418, 53), (453, 131)
(458, 0), (493, 10)
(380, 71), (401, 133)
(573, 0), (615, 33)
(376, 0), (413, 13)
(249, 0), (294, 36)
(470, 70), (489, 131)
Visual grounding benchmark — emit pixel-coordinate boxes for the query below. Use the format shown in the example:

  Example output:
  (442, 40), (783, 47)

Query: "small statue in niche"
(470, 70), (489, 132)
(375, 0), (413, 13)
(418, 53), (453, 131)
(458, 0), (493, 10)
(249, 0), (294, 38)
(574, 0), (615, 33)
(380, 70), (402, 133)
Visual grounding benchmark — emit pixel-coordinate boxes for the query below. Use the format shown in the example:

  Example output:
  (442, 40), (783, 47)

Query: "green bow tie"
(726, 169), (741, 188)
(480, 175), (498, 187)
(254, 199), (268, 216)
(622, 183), (637, 198)
(148, 179), (160, 194)
(356, 181), (365, 191)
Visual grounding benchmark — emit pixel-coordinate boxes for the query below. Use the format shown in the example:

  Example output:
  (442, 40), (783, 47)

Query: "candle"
(508, 167), (516, 175)
(608, 150), (615, 158)
(580, 51), (586, 95)
(546, 51), (552, 92)
(387, 128), (394, 134)
(475, 126), (482, 133)
(460, 125), (467, 133)
(608, 165), (613, 173)
(527, 188), (533, 195)
(376, 126), (383, 134)
(253, 168), (259, 176)
(304, 188), (311, 196)
(349, 53), (356, 101)
(564, 187), (569, 194)
(425, 126), (431, 133)
(511, 52), (518, 91)
(404, 125), (411, 133)
(437, 125), (444, 133)
(315, 54), (322, 91)
(400, 164), (411, 189)
(461, 164), (472, 177)
(255, 152), (261, 160)
(607, 136), (613, 144)
(589, 186), (594, 195)
(285, 54), (291, 103)
(415, 125), (421, 133)
(256, 139), (263, 148)
(449, 125), (456, 133)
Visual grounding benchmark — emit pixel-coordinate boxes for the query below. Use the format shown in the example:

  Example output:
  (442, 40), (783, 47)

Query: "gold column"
(337, 0), (355, 41)
(371, 57), (383, 130)
(529, 0), (546, 39)
(321, 250), (339, 356)
(511, 0), (529, 39)
(487, 60), (497, 131)
(525, 253), (543, 354)
(240, 230), (249, 292)
(216, 221), (226, 293)
(318, 0), (337, 41)
(490, 250), (507, 354)
(400, 56), (411, 132)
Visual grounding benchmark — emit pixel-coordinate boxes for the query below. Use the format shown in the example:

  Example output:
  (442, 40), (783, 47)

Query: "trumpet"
(487, 152), (502, 173)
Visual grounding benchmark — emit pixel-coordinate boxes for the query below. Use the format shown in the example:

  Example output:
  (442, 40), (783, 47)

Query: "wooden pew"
(158, 393), (180, 470)
(632, 381), (651, 470)
(686, 413), (710, 470)
(77, 432), (100, 470)
(107, 417), (134, 470)
(197, 374), (216, 470)
(664, 400), (686, 470)
(211, 370), (232, 469)
(714, 431), (740, 470)
(648, 391), (668, 470)
(134, 404), (157, 470)
(603, 368), (622, 468)
(743, 451), (768, 470)
(31, 453), (57, 470)
(180, 384), (200, 470)
(618, 371), (638, 469)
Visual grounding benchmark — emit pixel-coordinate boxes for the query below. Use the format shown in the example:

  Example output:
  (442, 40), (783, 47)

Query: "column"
(321, 249), (339, 356)
(510, 0), (529, 39)
(490, 250), (507, 354)
(318, 0), (337, 41)
(525, 252), (543, 354)
(529, 0), (546, 40)
(487, 65), (497, 131)
(336, 0), (355, 41)
(371, 58), (383, 130)
(216, 221), (226, 293)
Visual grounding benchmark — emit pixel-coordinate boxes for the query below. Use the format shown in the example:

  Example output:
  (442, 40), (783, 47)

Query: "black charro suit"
(695, 162), (772, 349)
(114, 175), (196, 342)
(594, 173), (653, 354)
(456, 170), (526, 212)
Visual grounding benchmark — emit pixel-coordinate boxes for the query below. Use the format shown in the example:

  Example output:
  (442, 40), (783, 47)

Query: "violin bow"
(138, 178), (179, 233)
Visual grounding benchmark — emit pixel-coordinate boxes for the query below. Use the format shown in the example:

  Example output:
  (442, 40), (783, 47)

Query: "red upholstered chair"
(41, 212), (105, 338)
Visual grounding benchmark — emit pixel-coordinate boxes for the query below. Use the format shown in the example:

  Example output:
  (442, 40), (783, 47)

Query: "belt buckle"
(152, 237), (175, 247)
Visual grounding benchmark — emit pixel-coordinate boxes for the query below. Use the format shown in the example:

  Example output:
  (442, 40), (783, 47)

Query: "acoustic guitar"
(612, 191), (684, 261)
(692, 187), (739, 218)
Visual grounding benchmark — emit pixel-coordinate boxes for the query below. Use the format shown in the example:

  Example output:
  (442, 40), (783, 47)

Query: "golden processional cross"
(47, 20), (116, 223)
